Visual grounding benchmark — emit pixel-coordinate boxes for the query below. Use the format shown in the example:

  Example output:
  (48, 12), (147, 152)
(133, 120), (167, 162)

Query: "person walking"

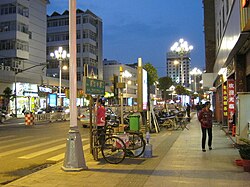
(198, 101), (213, 152)
(186, 103), (191, 122)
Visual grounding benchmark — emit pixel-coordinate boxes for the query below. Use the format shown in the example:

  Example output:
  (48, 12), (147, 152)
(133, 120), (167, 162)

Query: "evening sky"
(47, 0), (205, 77)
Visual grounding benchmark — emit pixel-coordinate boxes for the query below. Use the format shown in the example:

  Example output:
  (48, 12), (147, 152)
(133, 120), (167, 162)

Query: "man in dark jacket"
(198, 101), (213, 152)
(186, 103), (191, 122)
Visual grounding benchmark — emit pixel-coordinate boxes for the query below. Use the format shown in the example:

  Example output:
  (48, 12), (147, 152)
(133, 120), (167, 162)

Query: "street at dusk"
(0, 0), (250, 186)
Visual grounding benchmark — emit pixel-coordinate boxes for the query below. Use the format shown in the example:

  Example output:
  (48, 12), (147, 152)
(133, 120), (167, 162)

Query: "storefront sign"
(223, 84), (228, 117)
(39, 86), (52, 93)
(227, 79), (235, 124)
(15, 83), (38, 96)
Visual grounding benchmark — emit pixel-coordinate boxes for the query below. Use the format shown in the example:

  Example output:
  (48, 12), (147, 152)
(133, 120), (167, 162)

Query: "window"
(77, 58), (81, 67)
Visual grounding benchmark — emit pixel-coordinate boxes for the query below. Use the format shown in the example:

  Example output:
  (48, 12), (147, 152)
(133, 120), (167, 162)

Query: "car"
(35, 108), (47, 114)
(78, 109), (95, 128)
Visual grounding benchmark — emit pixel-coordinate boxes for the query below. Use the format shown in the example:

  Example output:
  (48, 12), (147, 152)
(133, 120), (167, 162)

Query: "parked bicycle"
(92, 126), (146, 164)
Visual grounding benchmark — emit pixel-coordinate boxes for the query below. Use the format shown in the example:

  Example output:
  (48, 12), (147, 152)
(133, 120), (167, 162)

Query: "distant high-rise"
(166, 52), (191, 87)
(46, 9), (103, 81)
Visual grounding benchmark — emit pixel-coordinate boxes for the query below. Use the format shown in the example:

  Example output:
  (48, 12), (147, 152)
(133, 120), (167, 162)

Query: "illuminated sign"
(223, 84), (228, 117)
(242, 0), (249, 8)
(15, 83), (38, 96)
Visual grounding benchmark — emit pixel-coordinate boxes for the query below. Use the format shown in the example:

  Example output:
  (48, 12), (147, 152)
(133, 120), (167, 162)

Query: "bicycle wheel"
(101, 136), (126, 164)
(128, 134), (146, 158)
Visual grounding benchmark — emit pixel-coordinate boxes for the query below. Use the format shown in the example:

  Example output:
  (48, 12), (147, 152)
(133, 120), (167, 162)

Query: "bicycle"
(92, 127), (146, 164)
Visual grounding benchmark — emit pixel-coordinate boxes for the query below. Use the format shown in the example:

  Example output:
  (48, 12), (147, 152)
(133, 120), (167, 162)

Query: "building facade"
(166, 51), (191, 87)
(103, 59), (137, 106)
(47, 9), (103, 82)
(203, 0), (250, 136)
(0, 0), (49, 114)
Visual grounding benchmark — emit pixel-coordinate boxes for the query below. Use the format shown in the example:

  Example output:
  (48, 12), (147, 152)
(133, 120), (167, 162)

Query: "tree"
(143, 63), (158, 86)
(175, 85), (188, 95)
(3, 87), (13, 112)
(158, 76), (173, 107)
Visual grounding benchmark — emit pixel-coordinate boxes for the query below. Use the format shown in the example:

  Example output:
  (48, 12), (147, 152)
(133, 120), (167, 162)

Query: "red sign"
(227, 79), (235, 124)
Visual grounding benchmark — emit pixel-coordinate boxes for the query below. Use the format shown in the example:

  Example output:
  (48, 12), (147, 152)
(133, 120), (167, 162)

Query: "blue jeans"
(201, 127), (212, 149)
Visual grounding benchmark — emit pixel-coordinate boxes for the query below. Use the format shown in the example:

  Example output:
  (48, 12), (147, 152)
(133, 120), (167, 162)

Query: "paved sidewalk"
(5, 115), (250, 187)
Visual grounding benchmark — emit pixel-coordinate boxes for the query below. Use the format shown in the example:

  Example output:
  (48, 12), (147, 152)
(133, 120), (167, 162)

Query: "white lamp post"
(190, 67), (202, 92)
(170, 38), (193, 86)
(50, 47), (69, 106)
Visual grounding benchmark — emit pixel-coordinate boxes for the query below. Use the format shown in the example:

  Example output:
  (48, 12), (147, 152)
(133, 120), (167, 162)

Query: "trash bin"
(129, 115), (140, 131)
(25, 112), (35, 126)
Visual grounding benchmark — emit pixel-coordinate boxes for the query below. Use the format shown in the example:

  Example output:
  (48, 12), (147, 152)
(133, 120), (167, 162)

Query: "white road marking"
(46, 144), (90, 162)
(0, 138), (65, 157)
(18, 138), (89, 160)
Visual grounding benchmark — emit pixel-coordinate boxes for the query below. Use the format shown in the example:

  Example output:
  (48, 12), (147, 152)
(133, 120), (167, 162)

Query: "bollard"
(143, 132), (152, 158)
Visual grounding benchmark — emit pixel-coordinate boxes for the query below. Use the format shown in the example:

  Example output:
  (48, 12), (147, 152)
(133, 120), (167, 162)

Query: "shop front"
(11, 82), (39, 114)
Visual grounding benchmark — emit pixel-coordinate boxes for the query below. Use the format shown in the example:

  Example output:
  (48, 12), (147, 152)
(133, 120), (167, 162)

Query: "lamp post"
(170, 38), (193, 86)
(190, 67), (202, 93)
(62, 0), (87, 171)
(50, 47), (69, 106)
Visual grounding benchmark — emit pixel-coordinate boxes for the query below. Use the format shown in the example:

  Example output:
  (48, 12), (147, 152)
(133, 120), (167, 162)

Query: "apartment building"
(166, 51), (191, 87)
(46, 9), (103, 82)
(0, 0), (49, 113)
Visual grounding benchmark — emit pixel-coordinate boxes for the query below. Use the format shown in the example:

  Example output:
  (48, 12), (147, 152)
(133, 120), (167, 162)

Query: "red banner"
(227, 79), (235, 126)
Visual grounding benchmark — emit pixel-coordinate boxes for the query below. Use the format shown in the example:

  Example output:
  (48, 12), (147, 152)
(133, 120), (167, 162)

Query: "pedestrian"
(198, 101), (213, 152)
(186, 103), (191, 122)
(96, 99), (106, 144)
(22, 105), (26, 114)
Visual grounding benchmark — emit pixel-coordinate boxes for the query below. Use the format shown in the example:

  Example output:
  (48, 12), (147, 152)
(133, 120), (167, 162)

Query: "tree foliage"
(175, 85), (190, 95)
(158, 76), (173, 91)
(143, 63), (158, 86)
(3, 87), (13, 111)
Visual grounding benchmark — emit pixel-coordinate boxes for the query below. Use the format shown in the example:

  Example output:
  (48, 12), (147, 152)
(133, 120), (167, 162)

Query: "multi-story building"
(47, 9), (103, 82)
(103, 59), (137, 106)
(203, 1), (250, 129)
(166, 52), (191, 87)
(0, 0), (49, 114)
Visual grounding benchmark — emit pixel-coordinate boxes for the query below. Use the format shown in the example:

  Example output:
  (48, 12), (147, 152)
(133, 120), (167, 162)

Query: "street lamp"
(50, 47), (69, 106)
(170, 38), (193, 86)
(190, 67), (202, 92)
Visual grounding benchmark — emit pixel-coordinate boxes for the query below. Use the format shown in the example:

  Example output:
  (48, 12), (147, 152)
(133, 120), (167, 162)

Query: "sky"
(47, 0), (205, 77)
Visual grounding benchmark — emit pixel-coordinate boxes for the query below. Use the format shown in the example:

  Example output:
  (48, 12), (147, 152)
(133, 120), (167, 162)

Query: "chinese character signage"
(83, 77), (105, 95)
(223, 84), (228, 117)
(227, 79), (235, 123)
